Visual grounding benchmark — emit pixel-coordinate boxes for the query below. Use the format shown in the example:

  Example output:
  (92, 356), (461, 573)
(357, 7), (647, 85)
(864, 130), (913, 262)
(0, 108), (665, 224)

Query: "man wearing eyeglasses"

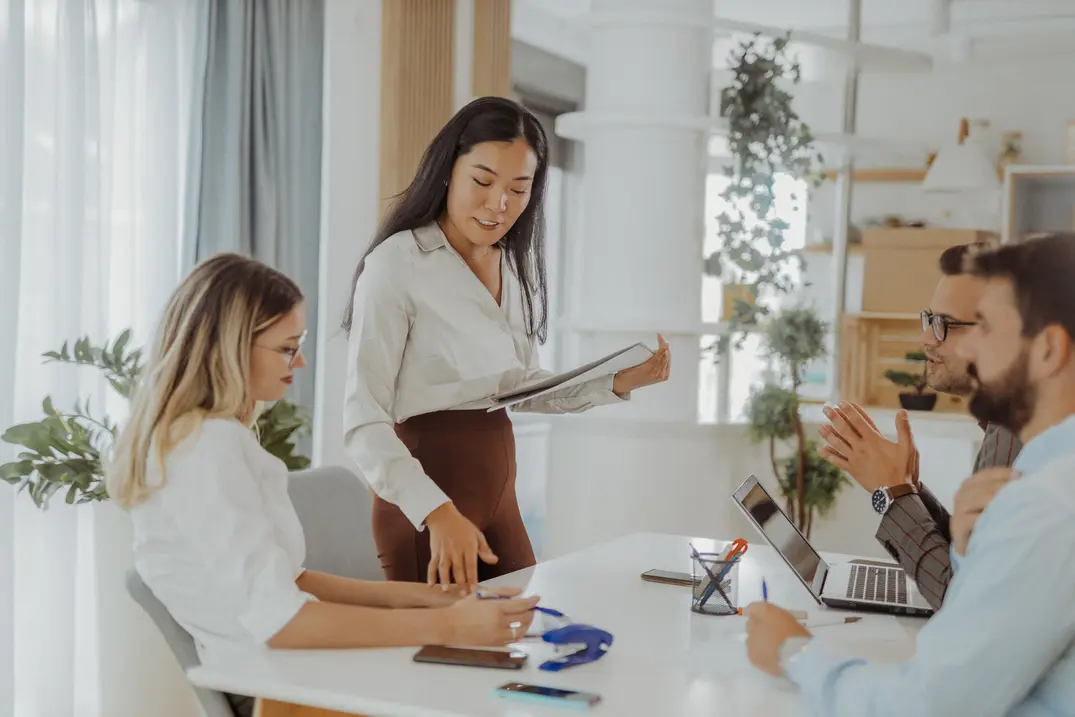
(818, 243), (1021, 610)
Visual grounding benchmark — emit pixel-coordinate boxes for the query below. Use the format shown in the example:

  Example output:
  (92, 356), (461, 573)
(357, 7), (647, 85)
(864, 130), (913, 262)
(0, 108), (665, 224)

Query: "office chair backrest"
(287, 464), (382, 581)
(124, 568), (237, 717)
(125, 464), (379, 716)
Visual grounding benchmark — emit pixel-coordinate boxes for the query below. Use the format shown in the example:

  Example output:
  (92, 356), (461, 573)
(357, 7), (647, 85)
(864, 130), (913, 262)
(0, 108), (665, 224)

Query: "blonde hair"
(106, 253), (303, 509)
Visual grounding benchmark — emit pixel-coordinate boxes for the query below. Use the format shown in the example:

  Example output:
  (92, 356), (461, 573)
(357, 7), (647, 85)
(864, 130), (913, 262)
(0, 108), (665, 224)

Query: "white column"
(313, 0), (383, 470)
(543, 0), (722, 557)
(557, 0), (712, 423)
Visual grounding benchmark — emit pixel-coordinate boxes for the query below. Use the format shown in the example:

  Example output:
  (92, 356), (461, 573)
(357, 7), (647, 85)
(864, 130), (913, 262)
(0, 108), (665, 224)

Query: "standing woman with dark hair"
(343, 96), (670, 585)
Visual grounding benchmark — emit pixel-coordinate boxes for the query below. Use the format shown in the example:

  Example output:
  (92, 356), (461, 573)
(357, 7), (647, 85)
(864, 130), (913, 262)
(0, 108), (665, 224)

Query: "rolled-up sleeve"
(162, 425), (315, 645)
(342, 247), (450, 529)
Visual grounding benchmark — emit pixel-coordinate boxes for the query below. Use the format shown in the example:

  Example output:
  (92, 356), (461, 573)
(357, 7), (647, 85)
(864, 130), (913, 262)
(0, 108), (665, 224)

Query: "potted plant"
(743, 306), (849, 538)
(884, 351), (937, 412)
(0, 329), (312, 508)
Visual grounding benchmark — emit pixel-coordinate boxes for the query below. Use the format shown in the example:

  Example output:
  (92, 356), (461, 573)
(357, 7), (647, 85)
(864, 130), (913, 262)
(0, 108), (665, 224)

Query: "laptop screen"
(733, 476), (825, 592)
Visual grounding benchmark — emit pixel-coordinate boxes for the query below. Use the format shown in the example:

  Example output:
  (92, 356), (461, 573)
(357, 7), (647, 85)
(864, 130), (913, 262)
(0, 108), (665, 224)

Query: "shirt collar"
(1013, 413), (1075, 476)
(412, 222), (447, 252)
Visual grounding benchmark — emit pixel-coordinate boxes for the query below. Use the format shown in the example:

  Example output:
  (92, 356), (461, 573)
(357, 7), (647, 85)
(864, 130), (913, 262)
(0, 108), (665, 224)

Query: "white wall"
(799, 57), (1075, 243)
(517, 410), (978, 561)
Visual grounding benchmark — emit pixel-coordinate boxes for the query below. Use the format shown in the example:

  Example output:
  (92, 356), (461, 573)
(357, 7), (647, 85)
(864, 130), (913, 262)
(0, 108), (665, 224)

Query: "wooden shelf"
(803, 243), (864, 255)
(846, 311), (919, 320)
(822, 168), (928, 183)
(840, 313), (966, 415)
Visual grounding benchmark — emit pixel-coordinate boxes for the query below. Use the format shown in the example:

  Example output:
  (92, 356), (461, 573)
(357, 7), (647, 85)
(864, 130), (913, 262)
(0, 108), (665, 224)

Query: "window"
(699, 171), (809, 423)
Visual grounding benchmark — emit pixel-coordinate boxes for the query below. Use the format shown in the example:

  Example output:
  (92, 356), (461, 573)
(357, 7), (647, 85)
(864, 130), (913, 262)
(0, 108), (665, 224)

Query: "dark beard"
(967, 348), (1034, 435)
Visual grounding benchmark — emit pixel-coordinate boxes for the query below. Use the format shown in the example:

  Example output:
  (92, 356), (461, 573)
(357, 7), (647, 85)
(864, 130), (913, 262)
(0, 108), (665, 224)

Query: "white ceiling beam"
(709, 17), (934, 72)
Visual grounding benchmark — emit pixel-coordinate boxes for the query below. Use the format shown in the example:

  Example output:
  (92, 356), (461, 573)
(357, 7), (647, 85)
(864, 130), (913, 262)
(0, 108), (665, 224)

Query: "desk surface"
(187, 533), (925, 717)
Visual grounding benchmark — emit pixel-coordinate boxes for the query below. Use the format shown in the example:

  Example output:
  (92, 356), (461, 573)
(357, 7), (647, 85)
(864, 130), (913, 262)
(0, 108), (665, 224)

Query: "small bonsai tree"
(743, 306), (849, 537)
(884, 351), (928, 396)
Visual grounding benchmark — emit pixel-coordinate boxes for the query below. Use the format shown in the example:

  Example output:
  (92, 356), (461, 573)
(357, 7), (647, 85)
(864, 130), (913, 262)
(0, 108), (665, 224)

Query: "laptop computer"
(732, 475), (934, 618)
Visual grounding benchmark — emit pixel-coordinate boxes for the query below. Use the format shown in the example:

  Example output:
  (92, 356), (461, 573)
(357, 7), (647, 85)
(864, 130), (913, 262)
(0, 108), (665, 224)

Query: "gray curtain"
(184, 0), (325, 424)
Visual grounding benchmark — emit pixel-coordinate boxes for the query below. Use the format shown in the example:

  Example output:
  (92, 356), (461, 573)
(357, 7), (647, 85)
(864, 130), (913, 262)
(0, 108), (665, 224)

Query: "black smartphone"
(640, 569), (695, 586)
(413, 645), (527, 670)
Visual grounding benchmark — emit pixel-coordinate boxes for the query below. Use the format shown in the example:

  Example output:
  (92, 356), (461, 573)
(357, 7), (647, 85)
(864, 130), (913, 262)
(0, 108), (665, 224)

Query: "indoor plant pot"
(886, 352), (936, 412)
(898, 392), (937, 412)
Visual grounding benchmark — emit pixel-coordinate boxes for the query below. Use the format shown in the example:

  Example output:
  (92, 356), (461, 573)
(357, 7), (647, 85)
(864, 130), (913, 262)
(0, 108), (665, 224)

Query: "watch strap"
(886, 483), (917, 501)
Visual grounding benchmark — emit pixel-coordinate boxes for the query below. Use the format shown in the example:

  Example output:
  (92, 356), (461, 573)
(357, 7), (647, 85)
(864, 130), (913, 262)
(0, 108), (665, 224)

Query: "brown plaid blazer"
(875, 422), (1022, 610)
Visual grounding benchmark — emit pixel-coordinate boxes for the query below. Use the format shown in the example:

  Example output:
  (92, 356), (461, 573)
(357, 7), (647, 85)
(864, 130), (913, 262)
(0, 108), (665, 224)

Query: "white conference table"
(187, 532), (926, 716)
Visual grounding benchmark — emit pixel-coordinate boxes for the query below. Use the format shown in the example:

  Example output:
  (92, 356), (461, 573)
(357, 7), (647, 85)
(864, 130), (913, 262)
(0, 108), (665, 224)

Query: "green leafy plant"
(705, 33), (826, 351)
(0, 330), (311, 508)
(884, 351), (929, 395)
(743, 306), (849, 538)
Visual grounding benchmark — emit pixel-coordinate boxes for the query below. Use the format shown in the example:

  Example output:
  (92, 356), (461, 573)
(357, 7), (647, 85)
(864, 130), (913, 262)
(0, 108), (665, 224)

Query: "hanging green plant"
(706, 33), (826, 348)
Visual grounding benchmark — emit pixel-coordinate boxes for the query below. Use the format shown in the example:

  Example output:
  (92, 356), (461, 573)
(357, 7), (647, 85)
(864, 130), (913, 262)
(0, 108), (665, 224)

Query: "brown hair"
(969, 233), (1075, 339)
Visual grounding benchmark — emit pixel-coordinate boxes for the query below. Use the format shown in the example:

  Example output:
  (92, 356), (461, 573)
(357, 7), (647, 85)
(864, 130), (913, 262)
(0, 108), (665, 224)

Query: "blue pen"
(762, 578), (768, 602)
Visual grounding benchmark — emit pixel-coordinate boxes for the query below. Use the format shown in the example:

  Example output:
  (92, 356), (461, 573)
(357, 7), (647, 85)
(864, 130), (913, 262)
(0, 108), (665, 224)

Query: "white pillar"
(543, 0), (725, 557)
(313, 0), (382, 470)
(557, 0), (712, 423)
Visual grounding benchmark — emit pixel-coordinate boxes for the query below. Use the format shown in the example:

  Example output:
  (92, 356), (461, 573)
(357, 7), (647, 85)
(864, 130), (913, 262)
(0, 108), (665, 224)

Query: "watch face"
(871, 488), (888, 514)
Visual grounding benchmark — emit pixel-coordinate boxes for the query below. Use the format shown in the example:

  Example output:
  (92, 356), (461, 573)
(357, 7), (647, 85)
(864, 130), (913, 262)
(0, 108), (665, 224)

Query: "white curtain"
(0, 1), (198, 715)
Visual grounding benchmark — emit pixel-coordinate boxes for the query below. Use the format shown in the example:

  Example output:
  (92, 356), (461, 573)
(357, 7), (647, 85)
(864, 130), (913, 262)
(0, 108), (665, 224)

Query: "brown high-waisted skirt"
(371, 408), (536, 583)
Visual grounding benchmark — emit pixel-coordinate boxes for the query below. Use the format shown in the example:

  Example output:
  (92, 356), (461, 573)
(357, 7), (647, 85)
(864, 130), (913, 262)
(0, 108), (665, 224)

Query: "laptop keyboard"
(846, 565), (908, 605)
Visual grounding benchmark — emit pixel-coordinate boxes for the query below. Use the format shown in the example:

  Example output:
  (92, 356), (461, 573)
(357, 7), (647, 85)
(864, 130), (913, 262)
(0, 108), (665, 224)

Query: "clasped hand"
(818, 402), (918, 492)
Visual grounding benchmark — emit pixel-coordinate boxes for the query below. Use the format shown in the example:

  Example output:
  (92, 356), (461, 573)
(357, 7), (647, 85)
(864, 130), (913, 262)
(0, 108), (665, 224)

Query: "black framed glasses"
(920, 309), (975, 342)
(255, 330), (307, 369)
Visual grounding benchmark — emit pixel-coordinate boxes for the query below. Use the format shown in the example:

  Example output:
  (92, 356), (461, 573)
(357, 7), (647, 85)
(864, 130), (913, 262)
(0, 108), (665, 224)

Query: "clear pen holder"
(691, 553), (739, 616)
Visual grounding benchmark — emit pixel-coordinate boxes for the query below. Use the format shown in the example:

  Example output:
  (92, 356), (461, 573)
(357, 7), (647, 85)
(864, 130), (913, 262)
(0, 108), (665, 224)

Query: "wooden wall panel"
(472, 0), (511, 98)
(379, 0), (455, 215)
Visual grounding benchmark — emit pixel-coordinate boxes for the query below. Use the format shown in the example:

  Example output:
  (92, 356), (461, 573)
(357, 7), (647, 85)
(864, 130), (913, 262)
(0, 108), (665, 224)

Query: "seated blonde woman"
(106, 254), (537, 716)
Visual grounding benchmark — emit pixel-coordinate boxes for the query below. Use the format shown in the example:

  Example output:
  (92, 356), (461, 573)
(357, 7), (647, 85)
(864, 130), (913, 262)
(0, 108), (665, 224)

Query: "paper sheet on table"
(488, 342), (654, 410)
(808, 613), (917, 655)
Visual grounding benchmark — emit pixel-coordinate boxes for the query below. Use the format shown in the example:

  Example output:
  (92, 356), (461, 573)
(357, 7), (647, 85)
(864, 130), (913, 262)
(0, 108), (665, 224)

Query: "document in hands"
(488, 343), (654, 410)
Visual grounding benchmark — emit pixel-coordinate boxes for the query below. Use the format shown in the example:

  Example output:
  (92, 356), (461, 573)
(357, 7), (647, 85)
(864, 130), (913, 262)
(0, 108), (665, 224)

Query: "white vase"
(92, 501), (201, 717)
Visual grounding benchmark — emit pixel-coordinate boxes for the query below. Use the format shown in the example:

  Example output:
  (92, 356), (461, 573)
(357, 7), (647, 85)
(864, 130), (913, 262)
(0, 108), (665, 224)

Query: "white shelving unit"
(1002, 164), (1075, 243)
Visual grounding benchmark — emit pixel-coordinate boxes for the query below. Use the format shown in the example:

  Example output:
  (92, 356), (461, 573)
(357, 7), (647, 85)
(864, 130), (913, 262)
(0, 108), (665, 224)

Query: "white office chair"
(126, 464), (380, 716)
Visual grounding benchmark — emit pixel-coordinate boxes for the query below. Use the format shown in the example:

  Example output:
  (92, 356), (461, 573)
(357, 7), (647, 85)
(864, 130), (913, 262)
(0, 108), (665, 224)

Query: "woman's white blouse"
(343, 223), (626, 530)
(130, 418), (315, 662)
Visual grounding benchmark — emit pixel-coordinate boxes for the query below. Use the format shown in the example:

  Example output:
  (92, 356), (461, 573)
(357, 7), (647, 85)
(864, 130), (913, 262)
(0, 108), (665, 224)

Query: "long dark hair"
(342, 96), (550, 343)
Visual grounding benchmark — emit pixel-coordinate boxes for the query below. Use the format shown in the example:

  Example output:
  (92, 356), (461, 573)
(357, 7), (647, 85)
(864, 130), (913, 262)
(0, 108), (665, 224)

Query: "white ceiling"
(512, 0), (1075, 72)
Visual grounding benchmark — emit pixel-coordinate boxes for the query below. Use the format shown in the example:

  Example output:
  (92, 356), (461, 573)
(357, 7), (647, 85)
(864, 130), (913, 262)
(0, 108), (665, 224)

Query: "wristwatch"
(778, 636), (813, 674)
(871, 483), (917, 514)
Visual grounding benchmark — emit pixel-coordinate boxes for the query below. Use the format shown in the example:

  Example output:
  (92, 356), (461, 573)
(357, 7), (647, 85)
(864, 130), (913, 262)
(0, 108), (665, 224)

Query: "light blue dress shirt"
(786, 413), (1075, 717)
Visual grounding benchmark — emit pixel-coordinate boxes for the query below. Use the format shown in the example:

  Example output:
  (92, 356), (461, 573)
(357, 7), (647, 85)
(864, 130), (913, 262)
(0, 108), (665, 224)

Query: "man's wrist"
(872, 482), (918, 514)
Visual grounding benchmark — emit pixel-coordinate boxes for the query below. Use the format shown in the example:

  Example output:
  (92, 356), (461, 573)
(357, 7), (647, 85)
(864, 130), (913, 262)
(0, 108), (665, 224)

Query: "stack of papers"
(488, 342), (654, 410)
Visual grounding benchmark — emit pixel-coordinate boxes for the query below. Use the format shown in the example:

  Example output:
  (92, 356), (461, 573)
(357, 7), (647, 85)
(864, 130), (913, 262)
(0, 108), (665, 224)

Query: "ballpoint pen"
(762, 578), (768, 602)
(799, 616), (862, 629)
